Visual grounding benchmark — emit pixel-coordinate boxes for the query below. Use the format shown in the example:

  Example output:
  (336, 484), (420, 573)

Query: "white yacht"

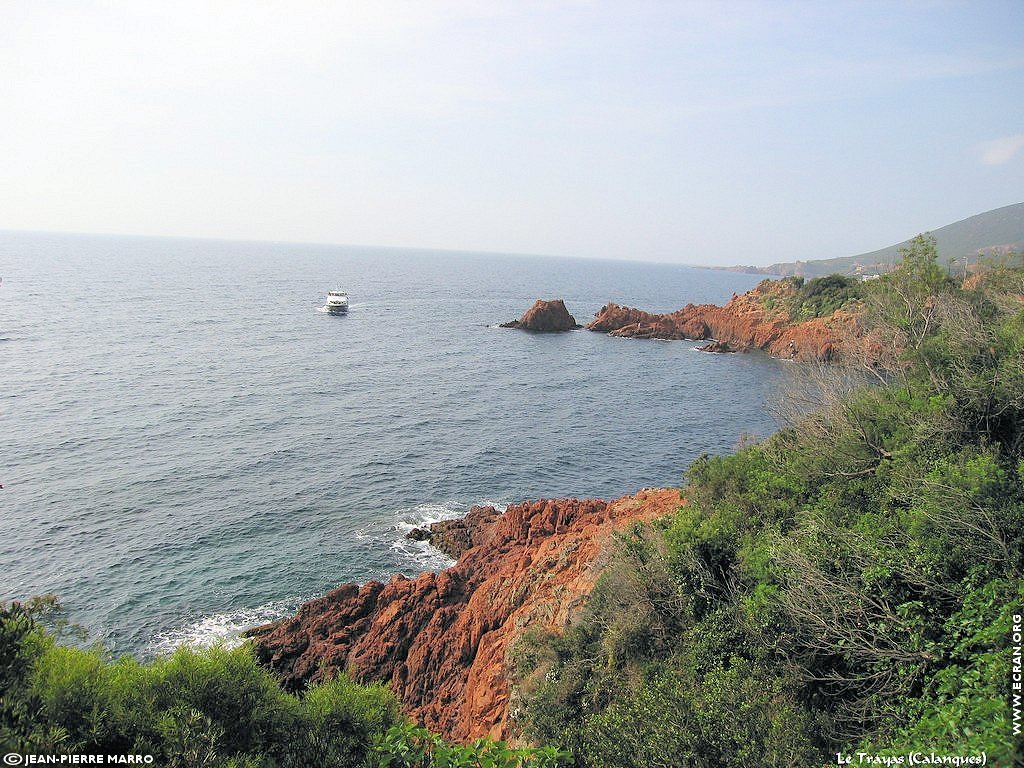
(324, 290), (349, 314)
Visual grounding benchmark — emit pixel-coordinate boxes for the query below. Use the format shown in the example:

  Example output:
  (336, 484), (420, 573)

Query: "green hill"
(724, 202), (1024, 277)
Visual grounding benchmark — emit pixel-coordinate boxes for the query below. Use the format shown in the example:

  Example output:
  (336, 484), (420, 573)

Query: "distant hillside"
(721, 202), (1024, 277)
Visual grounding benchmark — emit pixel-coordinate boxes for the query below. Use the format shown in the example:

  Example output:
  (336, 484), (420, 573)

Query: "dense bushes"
(511, 245), (1023, 765)
(0, 599), (399, 765)
(791, 274), (864, 319)
(0, 599), (569, 767)
(761, 274), (864, 319)
(371, 723), (569, 768)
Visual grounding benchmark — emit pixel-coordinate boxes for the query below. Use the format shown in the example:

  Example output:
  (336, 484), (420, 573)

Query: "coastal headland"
(586, 277), (864, 360)
(245, 488), (682, 741)
(245, 276), (869, 740)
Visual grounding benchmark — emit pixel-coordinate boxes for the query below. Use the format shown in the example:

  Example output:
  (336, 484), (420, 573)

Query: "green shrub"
(301, 674), (401, 766)
(370, 721), (572, 767)
(790, 274), (864, 319)
(1, 600), (570, 766)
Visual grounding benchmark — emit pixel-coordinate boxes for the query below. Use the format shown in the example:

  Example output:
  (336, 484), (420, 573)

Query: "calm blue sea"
(0, 231), (779, 655)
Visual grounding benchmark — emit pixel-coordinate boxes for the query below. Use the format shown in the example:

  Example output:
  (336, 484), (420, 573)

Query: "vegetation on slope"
(511, 236), (1024, 766)
(0, 596), (570, 767)
(760, 273), (864, 320)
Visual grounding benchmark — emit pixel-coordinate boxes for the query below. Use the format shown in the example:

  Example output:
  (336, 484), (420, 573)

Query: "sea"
(0, 231), (781, 656)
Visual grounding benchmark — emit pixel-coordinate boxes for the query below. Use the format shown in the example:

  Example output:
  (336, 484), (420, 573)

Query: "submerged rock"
(500, 299), (581, 332)
(406, 504), (502, 559)
(696, 340), (739, 353)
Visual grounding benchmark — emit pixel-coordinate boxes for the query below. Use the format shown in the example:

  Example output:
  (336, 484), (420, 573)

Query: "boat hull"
(324, 289), (349, 313)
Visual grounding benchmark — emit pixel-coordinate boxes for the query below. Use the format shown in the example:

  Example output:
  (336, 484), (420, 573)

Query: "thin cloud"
(977, 134), (1024, 165)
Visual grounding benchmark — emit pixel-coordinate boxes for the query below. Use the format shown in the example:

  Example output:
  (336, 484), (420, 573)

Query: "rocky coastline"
(586, 279), (862, 360)
(499, 279), (865, 359)
(245, 281), (865, 742)
(245, 488), (681, 741)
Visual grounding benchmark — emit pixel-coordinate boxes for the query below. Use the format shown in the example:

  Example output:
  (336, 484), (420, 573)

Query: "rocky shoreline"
(245, 488), (681, 741)
(244, 280), (864, 741)
(496, 279), (864, 360)
(584, 279), (862, 360)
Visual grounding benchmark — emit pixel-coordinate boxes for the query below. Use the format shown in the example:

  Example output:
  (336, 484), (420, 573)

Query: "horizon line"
(2, 198), (1020, 271)
(0, 226), (713, 270)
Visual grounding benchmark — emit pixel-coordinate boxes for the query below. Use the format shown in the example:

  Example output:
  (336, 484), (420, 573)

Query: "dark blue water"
(0, 231), (778, 654)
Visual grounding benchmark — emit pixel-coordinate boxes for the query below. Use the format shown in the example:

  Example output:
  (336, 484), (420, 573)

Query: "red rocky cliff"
(588, 279), (863, 360)
(245, 489), (681, 741)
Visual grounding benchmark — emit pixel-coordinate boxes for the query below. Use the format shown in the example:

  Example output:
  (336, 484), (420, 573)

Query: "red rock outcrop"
(500, 299), (581, 331)
(246, 489), (682, 741)
(588, 279), (863, 360)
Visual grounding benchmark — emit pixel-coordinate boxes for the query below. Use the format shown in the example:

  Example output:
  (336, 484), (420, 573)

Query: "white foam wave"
(148, 598), (300, 656)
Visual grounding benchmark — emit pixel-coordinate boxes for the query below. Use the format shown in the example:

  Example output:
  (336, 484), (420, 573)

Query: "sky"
(1, 1), (1022, 265)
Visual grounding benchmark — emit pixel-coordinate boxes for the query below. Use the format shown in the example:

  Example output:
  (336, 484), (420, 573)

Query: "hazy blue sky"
(2, 1), (1022, 264)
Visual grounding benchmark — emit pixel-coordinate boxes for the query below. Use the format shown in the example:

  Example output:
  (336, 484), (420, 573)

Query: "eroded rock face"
(245, 489), (682, 741)
(587, 280), (862, 360)
(500, 299), (581, 332)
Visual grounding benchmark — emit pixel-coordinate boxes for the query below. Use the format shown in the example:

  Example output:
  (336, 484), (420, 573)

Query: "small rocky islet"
(498, 298), (582, 331)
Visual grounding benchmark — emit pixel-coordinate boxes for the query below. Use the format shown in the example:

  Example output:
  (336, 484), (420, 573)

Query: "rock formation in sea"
(696, 340), (739, 353)
(406, 504), (502, 560)
(245, 488), (681, 741)
(500, 299), (582, 332)
(587, 279), (863, 360)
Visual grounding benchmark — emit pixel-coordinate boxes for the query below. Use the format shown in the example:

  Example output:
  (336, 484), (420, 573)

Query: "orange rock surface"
(588, 279), (864, 360)
(246, 489), (682, 741)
